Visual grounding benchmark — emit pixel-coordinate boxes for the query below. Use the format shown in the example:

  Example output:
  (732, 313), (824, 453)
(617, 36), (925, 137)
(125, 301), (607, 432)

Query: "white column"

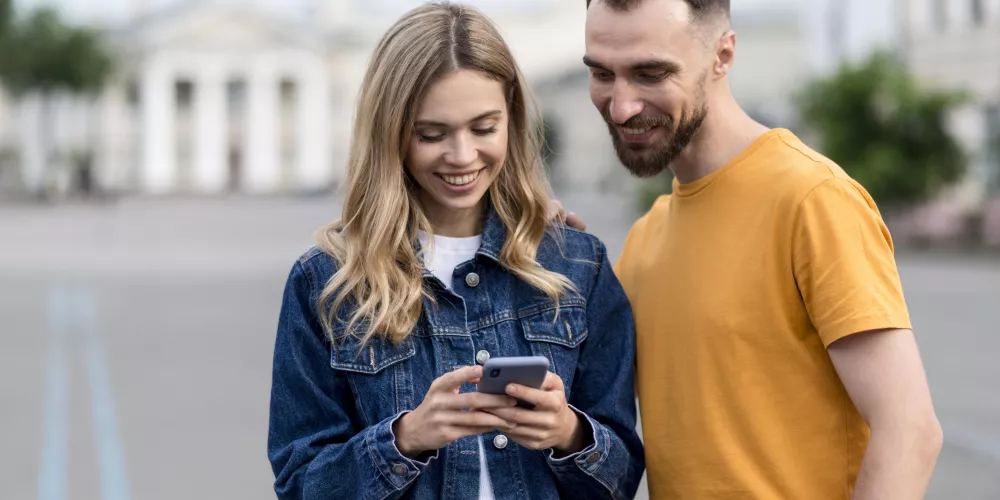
(296, 58), (334, 190)
(947, 0), (965, 28)
(0, 89), (7, 142)
(902, 0), (919, 35)
(193, 60), (228, 193)
(245, 57), (280, 193)
(949, 104), (989, 206)
(97, 83), (128, 191)
(17, 95), (45, 192)
(141, 56), (176, 193)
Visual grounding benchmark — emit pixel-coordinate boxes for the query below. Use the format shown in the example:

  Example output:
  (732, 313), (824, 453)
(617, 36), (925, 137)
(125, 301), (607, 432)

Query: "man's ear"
(713, 29), (736, 78)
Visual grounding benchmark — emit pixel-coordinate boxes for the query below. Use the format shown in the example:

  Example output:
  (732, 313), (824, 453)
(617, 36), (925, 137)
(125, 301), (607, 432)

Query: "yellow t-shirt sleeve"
(792, 178), (912, 347)
(614, 203), (655, 290)
(615, 208), (654, 391)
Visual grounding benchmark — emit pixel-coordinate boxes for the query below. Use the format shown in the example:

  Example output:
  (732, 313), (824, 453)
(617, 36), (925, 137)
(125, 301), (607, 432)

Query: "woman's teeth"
(441, 169), (482, 186)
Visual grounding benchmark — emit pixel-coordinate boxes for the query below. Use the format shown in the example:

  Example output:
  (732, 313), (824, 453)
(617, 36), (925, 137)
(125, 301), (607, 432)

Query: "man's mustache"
(603, 113), (672, 129)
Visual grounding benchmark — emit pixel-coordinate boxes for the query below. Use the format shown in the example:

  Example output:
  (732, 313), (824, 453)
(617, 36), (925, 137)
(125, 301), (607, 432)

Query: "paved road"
(1, 194), (997, 499)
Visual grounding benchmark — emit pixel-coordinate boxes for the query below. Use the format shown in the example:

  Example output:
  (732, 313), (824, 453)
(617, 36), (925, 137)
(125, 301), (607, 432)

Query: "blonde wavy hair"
(316, 2), (573, 345)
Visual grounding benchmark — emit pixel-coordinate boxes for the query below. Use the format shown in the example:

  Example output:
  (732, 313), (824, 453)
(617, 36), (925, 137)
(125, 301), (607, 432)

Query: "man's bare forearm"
(851, 420), (943, 499)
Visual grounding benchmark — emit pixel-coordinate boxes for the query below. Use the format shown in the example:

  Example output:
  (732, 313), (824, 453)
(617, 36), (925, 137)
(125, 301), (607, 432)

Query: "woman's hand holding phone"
(393, 365), (518, 459)
(484, 372), (589, 455)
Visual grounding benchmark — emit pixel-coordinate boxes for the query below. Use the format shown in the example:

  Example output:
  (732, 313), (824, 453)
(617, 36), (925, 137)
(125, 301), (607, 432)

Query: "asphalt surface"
(1, 193), (997, 499)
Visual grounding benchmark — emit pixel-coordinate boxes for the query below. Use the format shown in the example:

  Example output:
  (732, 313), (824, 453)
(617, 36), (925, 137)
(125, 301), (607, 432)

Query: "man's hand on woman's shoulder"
(547, 200), (587, 232)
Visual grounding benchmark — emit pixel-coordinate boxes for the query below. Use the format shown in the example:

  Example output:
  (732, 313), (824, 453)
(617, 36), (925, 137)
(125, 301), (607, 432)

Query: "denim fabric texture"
(268, 208), (645, 500)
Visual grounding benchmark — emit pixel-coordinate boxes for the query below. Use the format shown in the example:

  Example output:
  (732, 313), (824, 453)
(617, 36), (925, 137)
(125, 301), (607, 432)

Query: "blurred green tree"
(0, 0), (11, 39)
(796, 50), (968, 208)
(0, 7), (114, 193)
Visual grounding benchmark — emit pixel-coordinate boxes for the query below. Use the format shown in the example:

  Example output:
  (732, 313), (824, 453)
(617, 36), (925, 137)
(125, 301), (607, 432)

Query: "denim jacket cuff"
(365, 411), (439, 491)
(545, 404), (605, 468)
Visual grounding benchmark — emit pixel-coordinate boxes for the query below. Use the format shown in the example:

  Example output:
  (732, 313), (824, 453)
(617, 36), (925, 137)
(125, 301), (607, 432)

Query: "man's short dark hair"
(585, 0), (730, 22)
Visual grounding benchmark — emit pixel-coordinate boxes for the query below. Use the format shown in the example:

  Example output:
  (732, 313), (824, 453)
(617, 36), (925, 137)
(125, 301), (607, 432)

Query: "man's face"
(584, 0), (713, 177)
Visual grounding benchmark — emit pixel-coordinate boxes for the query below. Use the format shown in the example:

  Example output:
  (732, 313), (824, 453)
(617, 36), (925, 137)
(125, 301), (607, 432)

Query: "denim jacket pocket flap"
(330, 335), (416, 375)
(520, 304), (588, 349)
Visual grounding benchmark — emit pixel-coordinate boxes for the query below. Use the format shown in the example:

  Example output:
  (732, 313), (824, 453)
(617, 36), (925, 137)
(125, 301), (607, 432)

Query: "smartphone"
(477, 356), (550, 409)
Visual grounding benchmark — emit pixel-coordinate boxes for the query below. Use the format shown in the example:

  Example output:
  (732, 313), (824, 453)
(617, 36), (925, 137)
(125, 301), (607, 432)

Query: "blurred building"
(728, 5), (807, 128)
(902, 0), (1000, 202)
(1, 1), (349, 195)
(0, 0), (590, 196)
(6, 0), (944, 199)
(107, 2), (341, 194)
(802, 0), (898, 74)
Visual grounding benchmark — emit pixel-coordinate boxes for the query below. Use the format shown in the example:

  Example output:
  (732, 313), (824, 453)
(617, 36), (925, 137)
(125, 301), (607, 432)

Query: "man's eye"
(591, 70), (613, 81)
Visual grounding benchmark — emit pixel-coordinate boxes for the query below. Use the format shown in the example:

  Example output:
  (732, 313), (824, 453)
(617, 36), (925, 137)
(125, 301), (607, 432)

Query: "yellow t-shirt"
(615, 129), (912, 499)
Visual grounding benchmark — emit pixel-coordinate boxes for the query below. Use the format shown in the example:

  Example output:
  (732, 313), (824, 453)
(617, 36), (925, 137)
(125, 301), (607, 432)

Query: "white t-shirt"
(416, 231), (494, 500)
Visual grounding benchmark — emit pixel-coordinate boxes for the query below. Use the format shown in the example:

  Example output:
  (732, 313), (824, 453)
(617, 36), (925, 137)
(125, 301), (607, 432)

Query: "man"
(568, 0), (944, 498)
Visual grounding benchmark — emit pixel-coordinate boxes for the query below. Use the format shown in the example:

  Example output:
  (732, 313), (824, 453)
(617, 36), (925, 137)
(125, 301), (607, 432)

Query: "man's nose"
(609, 82), (643, 124)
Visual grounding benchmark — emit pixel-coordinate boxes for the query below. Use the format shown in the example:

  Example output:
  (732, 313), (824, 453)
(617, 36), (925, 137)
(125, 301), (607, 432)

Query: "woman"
(267, 3), (644, 499)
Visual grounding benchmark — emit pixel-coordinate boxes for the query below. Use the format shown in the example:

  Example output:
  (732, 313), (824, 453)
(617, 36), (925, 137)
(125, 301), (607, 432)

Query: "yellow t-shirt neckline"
(672, 128), (788, 198)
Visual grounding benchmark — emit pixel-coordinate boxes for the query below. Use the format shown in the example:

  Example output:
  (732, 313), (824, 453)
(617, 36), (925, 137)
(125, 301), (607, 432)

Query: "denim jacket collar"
(414, 203), (506, 280)
(475, 204), (505, 264)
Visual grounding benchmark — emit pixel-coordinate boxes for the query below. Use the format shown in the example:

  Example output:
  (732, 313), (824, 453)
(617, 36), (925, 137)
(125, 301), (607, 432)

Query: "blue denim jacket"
(268, 209), (645, 500)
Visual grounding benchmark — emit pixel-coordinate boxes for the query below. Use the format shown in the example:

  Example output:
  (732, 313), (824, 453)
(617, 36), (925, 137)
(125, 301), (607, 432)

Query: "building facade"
(121, 3), (341, 194)
(0, 0), (591, 196)
(0, 0), (845, 198)
(903, 0), (1000, 200)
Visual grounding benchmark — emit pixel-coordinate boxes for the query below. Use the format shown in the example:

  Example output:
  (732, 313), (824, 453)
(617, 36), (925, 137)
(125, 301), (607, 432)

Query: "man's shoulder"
(617, 195), (671, 263)
(759, 129), (862, 202)
(642, 194), (673, 222)
(624, 195), (670, 238)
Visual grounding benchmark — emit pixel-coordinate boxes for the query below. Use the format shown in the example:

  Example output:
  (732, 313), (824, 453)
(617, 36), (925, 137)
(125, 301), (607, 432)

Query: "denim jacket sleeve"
(544, 240), (646, 500)
(267, 260), (435, 500)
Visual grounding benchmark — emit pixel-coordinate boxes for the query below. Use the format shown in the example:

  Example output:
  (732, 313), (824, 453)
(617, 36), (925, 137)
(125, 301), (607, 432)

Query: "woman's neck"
(421, 200), (487, 238)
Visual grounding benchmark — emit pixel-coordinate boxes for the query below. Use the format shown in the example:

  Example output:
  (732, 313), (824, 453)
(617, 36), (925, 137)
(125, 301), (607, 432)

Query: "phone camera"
(490, 369), (501, 378)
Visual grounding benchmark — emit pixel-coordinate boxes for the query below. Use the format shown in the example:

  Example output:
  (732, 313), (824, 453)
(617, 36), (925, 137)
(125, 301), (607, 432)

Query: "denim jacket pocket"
(520, 301), (589, 348)
(519, 300), (588, 389)
(329, 328), (417, 425)
(330, 334), (417, 374)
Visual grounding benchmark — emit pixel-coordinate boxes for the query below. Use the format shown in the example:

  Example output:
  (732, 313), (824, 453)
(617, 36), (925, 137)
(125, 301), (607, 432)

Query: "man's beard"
(603, 89), (708, 178)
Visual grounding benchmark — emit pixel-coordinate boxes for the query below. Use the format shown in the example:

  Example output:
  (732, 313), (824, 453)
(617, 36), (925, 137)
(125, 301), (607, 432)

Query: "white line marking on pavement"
(76, 284), (132, 500)
(38, 284), (69, 500)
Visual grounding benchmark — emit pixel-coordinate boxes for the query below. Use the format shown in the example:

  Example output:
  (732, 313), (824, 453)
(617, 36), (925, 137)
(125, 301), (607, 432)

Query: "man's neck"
(670, 95), (771, 184)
